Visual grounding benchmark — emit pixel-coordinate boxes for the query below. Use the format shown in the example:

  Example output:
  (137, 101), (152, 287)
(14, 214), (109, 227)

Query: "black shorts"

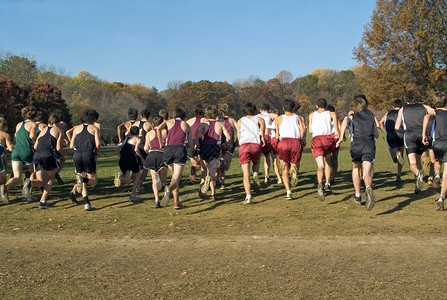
(73, 150), (97, 174)
(221, 139), (236, 155)
(386, 132), (404, 149)
(404, 130), (427, 155)
(144, 151), (166, 171)
(33, 155), (58, 171)
(350, 140), (376, 163)
(433, 140), (447, 162)
(119, 155), (140, 174)
(163, 145), (187, 165)
(200, 144), (221, 162)
(187, 147), (199, 159)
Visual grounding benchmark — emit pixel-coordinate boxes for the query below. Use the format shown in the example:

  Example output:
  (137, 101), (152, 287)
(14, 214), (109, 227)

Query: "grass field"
(0, 135), (446, 299)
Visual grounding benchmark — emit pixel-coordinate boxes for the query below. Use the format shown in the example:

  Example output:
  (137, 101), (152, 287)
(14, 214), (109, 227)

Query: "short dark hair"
(48, 113), (61, 125)
(404, 90), (421, 104)
(172, 108), (186, 120)
(391, 99), (403, 108)
(205, 105), (218, 119)
(53, 109), (64, 121)
(354, 94), (369, 105)
(260, 103), (270, 111)
(316, 98), (327, 109)
(351, 97), (367, 113)
(243, 102), (258, 116)
(193, 105), (205, 117)
(81, 109), (99, 124)
(140, 109), (150, 119)
(430, 91), (447, 108)
(282, 99), (295, 113)
(326, 104), (335, 112)
(127, 108), (138, 120)
(34, 111), (46, 123)
(152, 116), (163, 126)
(218, 102), (229, 116)
(158, 109), (168, 120)
(129, 126), (139, 136)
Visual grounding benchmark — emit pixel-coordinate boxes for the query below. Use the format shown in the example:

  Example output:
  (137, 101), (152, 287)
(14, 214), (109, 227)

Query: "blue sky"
(1, 0), (377, 90)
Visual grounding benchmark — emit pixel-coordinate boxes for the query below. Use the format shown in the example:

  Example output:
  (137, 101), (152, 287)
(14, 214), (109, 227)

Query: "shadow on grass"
(376, 187), (438, 215)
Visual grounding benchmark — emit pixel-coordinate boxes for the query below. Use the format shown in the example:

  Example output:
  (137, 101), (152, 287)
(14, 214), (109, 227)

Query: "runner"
(157, 108), (192, 209)
(0, 118), (13, 203)
(336, 96), (379, 211)
(186, 104), (206, 183)
(69, 109), (101, 211)
(237, 102), (265, 204)
(217, 102), (237, 190)
(116, 108), (138, 144)
(143, 116), (168, 208)
(308, 98), (339, 201)
(275, 99), (306, 200)
(256, 103), (278, 184)
(195, 105), (231, 200)
(133, 109), (152, 192)
(379, 99), (405, 181)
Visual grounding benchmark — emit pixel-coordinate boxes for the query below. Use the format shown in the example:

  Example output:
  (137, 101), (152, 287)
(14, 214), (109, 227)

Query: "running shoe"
(84, 203), (92, 211)
(284, 192), (292, 200)
(324, 183), (332, 193)
(354, 195), (361, 204)
(436, 196), (444, 211)
(290, 166), (298, 186)
(129, 193), (141, 202)
(76, 174), (83, 193)
(114, 172), (121, 187)
(137, 184), (145, 193)
(22, 178), (32, 199)
(26, 194), (38, 203)
(174, 202), (184, 209)
(365, 186), (375, 211)
(201, 175), (211, 194)
(160, 185), (171, 206)
(415, 169), (425, 193)
(264, 177), (269, 184)
(69, 191), (78, 204)
(38, 201), (53, 209)
(154, 200), (161, 208)
(317, 182), (325, 202)
(396, 151), (405, 166)
(0, 185), (8, 204)
(253, 172), (260, 192)
(433, 173), (441, 189)
(277, 179), (282, 184)
(243, 197), (252, 204)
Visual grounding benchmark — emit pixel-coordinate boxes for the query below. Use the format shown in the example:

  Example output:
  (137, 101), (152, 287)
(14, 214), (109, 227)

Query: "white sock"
(355, 193), (361, 197)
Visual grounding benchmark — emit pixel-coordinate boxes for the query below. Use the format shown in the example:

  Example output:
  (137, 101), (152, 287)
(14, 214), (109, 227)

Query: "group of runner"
(1, 90), (446, 211)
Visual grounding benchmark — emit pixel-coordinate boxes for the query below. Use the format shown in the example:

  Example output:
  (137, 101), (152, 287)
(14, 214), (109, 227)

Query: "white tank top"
(311, 110), (332, 137)
(270, 120), (277, 138)
(257, 113), (274, 136)
(279, 114), (301, 139)
(239, 116), (260, 145)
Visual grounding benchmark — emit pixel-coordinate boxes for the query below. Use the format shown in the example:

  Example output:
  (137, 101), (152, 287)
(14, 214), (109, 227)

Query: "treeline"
(0, 51), (363, 141)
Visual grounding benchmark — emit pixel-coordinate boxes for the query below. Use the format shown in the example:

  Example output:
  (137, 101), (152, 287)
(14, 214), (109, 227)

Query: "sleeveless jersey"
(279, 114), (301, 139)
(402, 103), (426, 131)
(201, 120), (221, 145)
(239, 116), (260, 145)
(120, 136), (137, 157)
(433, 109), (447, 142)
(149, 129), (165, 151)
(15, 121), (35, 152)
(257, 113), (274, 136)
(190, 117), (202, 140)
(311, 110), (332, 137)
(223, 117), (235, 140)
(74, 124), (96, 152)
(350, 110), (376, 142)
(35, 126), (57, 157)
(166, 119), (187, 146)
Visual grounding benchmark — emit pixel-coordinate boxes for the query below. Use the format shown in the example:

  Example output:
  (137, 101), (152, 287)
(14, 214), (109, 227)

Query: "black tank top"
(74, 124), (96, 152)
(35, 126), (56, 157)
(120, 136), (137, 157)
(138, 121), (147, 151)
(351, 110), (376, 142)
(403, 103), (426, 131)
(434, 110), (447, 141)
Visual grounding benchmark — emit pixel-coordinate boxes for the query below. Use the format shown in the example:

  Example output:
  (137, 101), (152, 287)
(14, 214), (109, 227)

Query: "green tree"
(0, 55), (39, 86)
(354, 0), (447, 105)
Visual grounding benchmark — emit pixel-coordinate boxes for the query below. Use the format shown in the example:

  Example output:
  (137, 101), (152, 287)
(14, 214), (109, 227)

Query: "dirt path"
(1, 233), (446, 299)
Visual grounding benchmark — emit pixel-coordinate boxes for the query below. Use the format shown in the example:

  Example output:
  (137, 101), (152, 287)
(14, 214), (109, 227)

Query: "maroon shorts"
(262, 135), (273, 155)
(311, 135), (336, 158)
(277, 138), (302, 163)
(239, 143), (262, 165)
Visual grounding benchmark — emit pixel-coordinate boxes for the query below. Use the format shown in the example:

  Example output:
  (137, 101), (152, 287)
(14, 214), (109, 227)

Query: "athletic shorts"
(350, 140), (376, 163)
(262, 135), (273, 155)
(11, 146), (34, 165)
(270, 137), (278, 155)
(73, 150), (97, 174)
(187, 147), (199, 159)
(404, 130), (427, 155)
(221, 139), (236, 155)
(144, 151), (166, 171)
(239, 143), (262, 165)
(277, 138), (302, 164)
(311, 135), (335, 158)
(200, 144), (221, 162)
(119, 155), (140, 174)
(433, 140), (447, 162)
(386, 133), (404, 150)
(163, 145), (187, 165)
(33, 154), (58, 171)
